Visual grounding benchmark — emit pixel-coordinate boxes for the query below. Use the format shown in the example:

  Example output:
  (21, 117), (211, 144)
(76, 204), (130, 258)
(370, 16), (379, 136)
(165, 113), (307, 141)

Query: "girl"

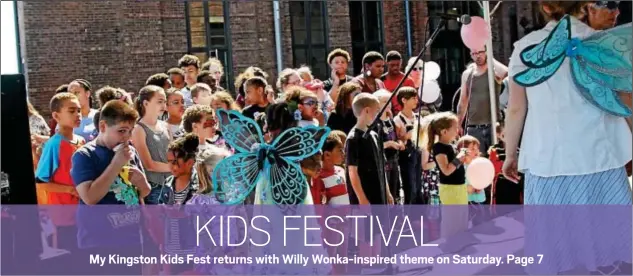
(415, 110), (440, 206)
(165, 88), (185, 138)
(326, 82), (361, 134)
(131, 85), (172, 203)
(374, 90), (405, 204)
(210, 91), (240, 112)
(276, 68), (302, 96)
(234, 67), (269, 108)
(182, 105), (228, 151)
(504, 2), (631, 274)
(29, 101), (50, 168)
(68, 79), (98, 142)
(427, 112), (468, 238)
(284, 86), (324, 127)
(297, 65), (314, 83)
(395, 87), (423, 205)
(92, 86), (131, 138)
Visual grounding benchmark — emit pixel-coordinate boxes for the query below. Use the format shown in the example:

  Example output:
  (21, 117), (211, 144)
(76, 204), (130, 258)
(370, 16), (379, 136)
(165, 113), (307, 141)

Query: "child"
(164, 88), (185, 138)
(302, 151), (324, 203)
(131, 85), (172, 198)
(92, 86), (131, 138)
(411, 110), (440, 205)
(395, 87), (423, 204)
(178, 55), (201, 107)
(374, 89), (405, 204)
(488, 122), (524, 205)
(35, 93), (84, 250)
(314, 133), (349, 205)
(345, 92), (393, 205)
(427, 112), (468, 238)
(68, 79), (98, 142)
(242, 76), (271, 120)
(181, 104), (228, 150)
(71, 100), (150, 274)
(284, 86), (324, 127)
(168, 68), (186, 90)
(210, 91), (241, 112)
(327, 82), (361, 134)
(457, 135), (488, 226)
(190, 83), (212, 106)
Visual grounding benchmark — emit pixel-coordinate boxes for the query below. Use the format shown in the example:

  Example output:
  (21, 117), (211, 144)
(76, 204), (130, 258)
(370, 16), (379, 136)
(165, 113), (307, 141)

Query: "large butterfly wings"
(514, 15), (571, 86)
(212, 109), (332, 205)
(272, 126), (331, 161)
(216, 109), (264, 153)
(570, 22), (632, 117)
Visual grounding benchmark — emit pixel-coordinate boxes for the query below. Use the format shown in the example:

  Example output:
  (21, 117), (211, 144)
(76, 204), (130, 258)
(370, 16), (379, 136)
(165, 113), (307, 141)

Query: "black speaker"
(1, 74), (42, 274)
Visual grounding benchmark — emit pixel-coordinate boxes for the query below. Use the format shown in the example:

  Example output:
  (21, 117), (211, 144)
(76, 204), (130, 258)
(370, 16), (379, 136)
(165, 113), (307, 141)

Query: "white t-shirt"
(508, 16), (631, 177)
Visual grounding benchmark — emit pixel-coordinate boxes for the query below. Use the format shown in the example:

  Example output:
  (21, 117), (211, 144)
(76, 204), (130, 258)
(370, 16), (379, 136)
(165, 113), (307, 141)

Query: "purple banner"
(1, 205), (631, 275)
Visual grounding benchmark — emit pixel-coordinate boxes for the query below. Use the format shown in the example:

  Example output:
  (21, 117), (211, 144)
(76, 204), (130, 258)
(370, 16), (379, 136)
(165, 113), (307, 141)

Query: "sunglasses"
(594, 1), (619, 11)
(411, 67), (424, 71)
(471, 51), (486, 56)
(302, 99), (318, 106)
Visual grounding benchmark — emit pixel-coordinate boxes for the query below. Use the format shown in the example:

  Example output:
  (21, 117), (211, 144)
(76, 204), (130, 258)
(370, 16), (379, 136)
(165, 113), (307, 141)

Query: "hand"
(456, 148), (468, 161)
(112, 142), (132, 168)
(315, 109), (325, 126)
(467, 185), (476, 194)
(128, 167), (151, 197)
(396, 141), (406, 151)
(387, 194), (395, 205)
(331, 69), (340, 84)
(358, 197), (370, 205)
(502, 156), (520, 183)
(385, 141), (397, 149)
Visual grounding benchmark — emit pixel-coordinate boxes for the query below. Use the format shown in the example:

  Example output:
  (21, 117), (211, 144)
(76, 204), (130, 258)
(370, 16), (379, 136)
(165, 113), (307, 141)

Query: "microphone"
(432, 13), (471, 25)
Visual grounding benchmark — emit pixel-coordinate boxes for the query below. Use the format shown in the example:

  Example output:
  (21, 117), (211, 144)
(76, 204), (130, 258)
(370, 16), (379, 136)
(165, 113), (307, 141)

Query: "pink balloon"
(466, 157), (495, 190)
(460, 16), (490, 50)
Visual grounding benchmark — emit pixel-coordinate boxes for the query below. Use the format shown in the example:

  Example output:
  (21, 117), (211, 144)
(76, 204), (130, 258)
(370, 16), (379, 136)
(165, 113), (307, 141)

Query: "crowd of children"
(29, 48), (524, 274)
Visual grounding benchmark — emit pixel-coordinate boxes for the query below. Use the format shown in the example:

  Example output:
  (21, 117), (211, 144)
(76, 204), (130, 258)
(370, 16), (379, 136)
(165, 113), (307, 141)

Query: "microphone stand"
(365, 18), (447, 276)
(366, 18), (446, 136)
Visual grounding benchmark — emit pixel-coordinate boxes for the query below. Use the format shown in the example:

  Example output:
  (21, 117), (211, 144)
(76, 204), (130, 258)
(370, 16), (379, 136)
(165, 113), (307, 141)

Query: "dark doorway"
(349, 1), (384, 75)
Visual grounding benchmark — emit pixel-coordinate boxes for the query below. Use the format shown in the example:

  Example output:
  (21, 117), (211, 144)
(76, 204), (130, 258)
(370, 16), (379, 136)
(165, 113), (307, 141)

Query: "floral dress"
(422, 154), (440, 206)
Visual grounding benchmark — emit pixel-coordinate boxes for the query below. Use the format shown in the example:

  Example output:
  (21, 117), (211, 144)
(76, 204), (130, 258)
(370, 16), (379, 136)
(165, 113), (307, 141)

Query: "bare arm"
(131, 125), (171, 173)
(456, 70), (471, 127)
(504, 79), (528, 159)
(435, 153), (462, 176)
(619, 92), (632, 132)
(348, 166), (369, 204)
(421, 149), (436, 171)
(493, 59), (509, 80)
(75, 160), (125, 205)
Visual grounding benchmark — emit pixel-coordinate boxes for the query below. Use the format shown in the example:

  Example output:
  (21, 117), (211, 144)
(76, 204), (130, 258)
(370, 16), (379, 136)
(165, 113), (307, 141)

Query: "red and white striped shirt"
(312, 166), (349, 205)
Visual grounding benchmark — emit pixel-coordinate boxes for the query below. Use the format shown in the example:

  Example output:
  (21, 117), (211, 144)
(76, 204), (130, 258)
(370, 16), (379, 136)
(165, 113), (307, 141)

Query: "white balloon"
(423, 61), (441, 81)
(420, 80), (441, 104)
(466, 157), (495, 190)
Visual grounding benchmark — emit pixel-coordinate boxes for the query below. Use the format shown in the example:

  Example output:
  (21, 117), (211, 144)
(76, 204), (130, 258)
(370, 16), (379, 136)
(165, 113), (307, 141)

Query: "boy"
(457, 135), (489, 225)
(488, 122), (524, 205)
(178, 55), (201, 107)
(35, 93), (84, 249)
(394, 87), (423, 204)
(146, 73), (171, 89)
(191, 83), (213, 106)
(313, 133), (349, 205)
(242, 77), (270, 120)
(168, 68), (186, 90)
(71, 101), (150, 273)
(374, 90), (405, 204)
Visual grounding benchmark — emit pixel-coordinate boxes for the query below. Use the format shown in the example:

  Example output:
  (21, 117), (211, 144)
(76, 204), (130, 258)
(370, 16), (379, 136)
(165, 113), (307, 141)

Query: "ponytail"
(135, 85), (163, 118)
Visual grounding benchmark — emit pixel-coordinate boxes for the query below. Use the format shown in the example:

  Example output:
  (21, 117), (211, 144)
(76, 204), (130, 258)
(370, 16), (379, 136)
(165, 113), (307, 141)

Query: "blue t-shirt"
(70, 141), (144, 249)
(74, 109), (98, 142)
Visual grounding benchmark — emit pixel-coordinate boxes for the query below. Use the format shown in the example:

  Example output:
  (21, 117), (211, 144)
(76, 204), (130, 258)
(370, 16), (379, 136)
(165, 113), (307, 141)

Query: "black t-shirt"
(242, 104), (269, 120)
(345, 128), (387, 204)
(432, 142), (466, 185)
(323, 75), (354, 92)
(326, 110), (357, 134)
(378, 118), (398, 160)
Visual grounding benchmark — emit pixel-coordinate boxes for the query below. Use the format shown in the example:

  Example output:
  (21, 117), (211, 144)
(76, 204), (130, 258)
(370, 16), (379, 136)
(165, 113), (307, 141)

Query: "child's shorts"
(438, 184), (468, 205)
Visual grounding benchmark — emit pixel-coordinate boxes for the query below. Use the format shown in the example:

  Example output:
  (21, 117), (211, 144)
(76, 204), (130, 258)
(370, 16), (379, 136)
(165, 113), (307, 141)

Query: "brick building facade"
(18, 1), (631, 117)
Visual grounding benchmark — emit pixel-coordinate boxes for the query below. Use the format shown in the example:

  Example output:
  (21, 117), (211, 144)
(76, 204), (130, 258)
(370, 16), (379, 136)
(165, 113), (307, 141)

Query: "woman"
(584, 1), (620, 30)
(68, 79), (98, 142)
(503, 2), (631, 274)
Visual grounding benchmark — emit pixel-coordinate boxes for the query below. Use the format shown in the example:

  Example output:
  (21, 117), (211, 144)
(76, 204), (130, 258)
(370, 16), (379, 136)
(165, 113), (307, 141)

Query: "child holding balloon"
(457, 135), (490, 226)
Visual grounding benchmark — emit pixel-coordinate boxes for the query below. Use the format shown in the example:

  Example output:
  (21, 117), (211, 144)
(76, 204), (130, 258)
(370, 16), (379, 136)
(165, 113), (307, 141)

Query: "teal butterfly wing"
(265, 126), (331, 205)
(216, 109), (264, 153)
(514, 15), (571, 86)
(568, 23), (632, 117)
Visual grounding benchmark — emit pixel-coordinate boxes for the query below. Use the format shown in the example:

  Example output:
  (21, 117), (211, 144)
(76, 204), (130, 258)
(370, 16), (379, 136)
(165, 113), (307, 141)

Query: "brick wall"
(22, 0), (188, 118)
(326, 0), (353, 74)
(382, 1), (408, 59)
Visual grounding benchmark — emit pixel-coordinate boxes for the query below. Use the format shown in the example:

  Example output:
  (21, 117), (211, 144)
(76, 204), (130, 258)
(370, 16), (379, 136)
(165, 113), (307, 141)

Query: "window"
(186, 1), (233, 90)
(290, 1), (329, 80)
(349, 1), (384, 75)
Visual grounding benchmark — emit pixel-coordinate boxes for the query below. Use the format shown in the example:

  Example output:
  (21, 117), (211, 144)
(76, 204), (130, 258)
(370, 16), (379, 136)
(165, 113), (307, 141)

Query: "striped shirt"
(313, 166), (349, 205)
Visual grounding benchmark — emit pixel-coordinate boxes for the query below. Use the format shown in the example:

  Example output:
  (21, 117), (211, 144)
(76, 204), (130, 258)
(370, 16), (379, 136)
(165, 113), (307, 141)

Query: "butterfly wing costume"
(212, 109), (330, 205)
(514, 15), (632, 117)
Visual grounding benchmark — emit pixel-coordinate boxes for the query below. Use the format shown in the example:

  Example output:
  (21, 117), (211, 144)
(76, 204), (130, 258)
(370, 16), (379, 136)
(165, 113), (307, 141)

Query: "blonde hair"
(276, 68), (300, 91)
(411, 118), (430, 150)
(457, 135), (480, 150)
(195, 145), (231, 194)
(426, 112), (459, 151)
(351, 93), (380, 117)
(211, 91), (241, 111)
(296, 66), (314, 82)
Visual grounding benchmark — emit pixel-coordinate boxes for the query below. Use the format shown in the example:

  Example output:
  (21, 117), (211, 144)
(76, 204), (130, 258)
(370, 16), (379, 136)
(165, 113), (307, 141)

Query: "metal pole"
(273, 0), (283, 74)
(404, 0), (413, 57)
(482, 1), (498, 144)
